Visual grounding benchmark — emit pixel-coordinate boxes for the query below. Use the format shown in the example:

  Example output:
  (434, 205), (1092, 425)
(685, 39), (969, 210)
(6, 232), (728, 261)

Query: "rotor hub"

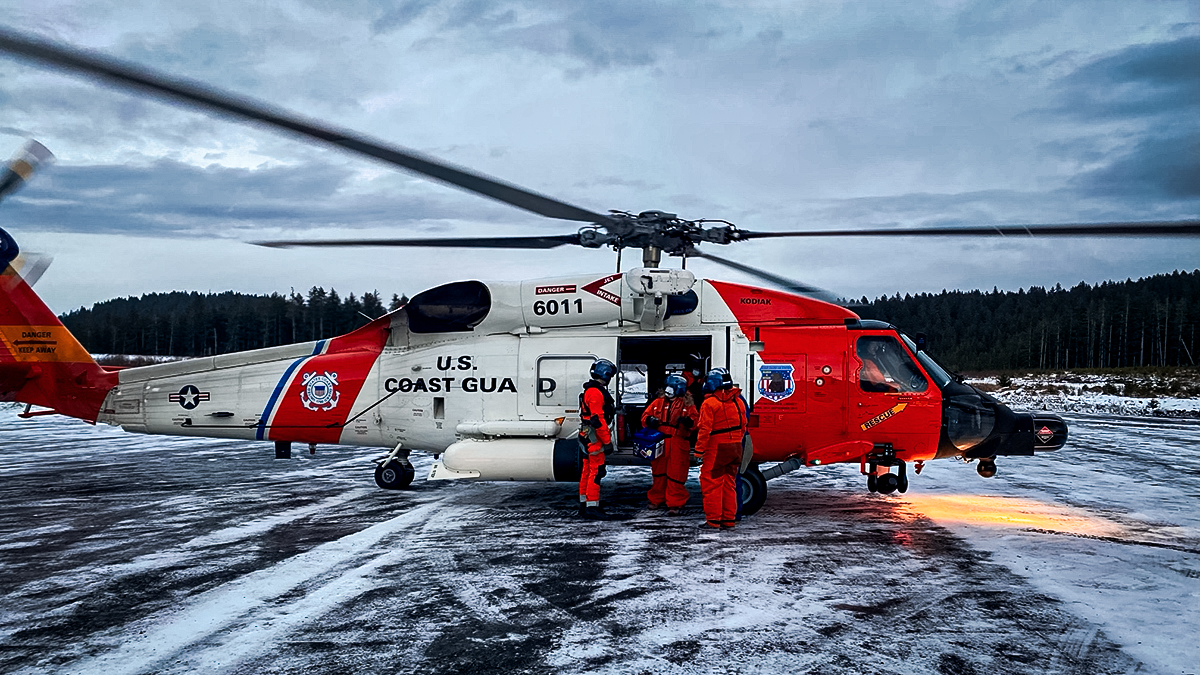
(576, 210), (741, 259)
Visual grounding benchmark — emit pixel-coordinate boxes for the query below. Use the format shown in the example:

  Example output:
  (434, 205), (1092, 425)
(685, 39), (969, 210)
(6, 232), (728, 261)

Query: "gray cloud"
(1074, 132), (1200, 200)
(1052, 35), (1200, 121)
(2, 0), (1198, 311)
(1043, 36), (1200, 206)
(4, 158), (536, 236)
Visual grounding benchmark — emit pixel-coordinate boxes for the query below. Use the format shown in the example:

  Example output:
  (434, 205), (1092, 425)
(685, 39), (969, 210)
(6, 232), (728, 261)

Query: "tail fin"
(0, 227), (117, 422)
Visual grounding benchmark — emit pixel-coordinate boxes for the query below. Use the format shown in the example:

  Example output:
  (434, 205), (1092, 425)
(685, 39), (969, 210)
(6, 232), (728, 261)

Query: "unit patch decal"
(860, 403), (908, 431)
(300, 371), (340, 411)
(169, 385), (210, 410)
(757, 363), (795, 402)
(1036, 425), (1054, 443)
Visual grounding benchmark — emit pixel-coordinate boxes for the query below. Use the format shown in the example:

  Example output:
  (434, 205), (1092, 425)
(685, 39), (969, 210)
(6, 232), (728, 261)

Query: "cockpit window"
(856, 336), (928, 393)
(405, 280), (491, 333)
(901, 334), (954, 388)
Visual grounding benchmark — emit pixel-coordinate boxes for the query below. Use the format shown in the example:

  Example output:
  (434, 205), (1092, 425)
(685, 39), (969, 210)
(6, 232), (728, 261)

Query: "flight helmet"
(663, 374), (688, 399)
(590, 359), (617, 385)
(702, 368), (733, 393)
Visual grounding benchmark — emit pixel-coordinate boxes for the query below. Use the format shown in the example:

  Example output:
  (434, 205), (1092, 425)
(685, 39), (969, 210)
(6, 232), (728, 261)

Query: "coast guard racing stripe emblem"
(300, 371), (340, 411)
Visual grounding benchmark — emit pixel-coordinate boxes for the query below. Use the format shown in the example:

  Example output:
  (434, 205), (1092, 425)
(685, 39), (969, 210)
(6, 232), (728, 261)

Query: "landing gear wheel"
(977, 459), (997, 478)
(738, 466), (768, 516)
(867, 473), (878, 493)
(876, 473), (899, 494)
(375, 460), (415, 489)
(896, 461), (909, 493)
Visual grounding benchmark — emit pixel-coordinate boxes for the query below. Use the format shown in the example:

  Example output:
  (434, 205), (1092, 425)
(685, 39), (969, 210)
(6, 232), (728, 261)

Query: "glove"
(602, 443), (615, 456)
(645, 416), (661, 429)
(679, 417), (694, 428)
(595, 465), (607, 482)
(584, 416), (601, 429)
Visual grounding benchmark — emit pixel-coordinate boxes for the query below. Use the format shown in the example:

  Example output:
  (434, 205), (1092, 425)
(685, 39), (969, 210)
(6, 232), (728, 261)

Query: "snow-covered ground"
(0, 398), (1197, 674)
(967, 371), (1200, 418)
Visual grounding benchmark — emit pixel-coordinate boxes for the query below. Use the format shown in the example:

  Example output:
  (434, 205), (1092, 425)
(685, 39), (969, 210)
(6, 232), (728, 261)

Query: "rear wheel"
(375, 460), (415, 489)
(738, 466), (768, 516)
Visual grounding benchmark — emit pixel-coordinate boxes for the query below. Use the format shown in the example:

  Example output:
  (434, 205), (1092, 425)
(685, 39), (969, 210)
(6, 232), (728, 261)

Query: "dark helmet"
(702, 368), (733, 393)
(685, 352), (705, 376)
(663, 374), (688, 398)
(590, 358), (617, 385)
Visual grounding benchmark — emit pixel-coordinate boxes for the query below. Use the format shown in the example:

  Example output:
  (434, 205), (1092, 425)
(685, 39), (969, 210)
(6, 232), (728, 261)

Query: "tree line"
(58, 270), (1199, 372)
(856, 270), (1199, 371)
(59, 288), (406, 357)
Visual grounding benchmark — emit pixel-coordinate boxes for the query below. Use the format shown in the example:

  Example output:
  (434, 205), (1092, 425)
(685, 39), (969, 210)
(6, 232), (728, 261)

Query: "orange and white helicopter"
(2, 31), (1198, 515)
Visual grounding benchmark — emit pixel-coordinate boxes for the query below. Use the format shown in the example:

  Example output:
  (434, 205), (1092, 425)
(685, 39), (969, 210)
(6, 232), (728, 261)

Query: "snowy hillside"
(967, 371), (1200, 418)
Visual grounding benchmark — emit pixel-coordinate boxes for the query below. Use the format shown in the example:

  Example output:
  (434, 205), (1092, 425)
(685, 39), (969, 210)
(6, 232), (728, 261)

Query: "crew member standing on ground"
(694, 368), (748, 530)
(642, 374), (697, 516)
(578, 359), (617, 520)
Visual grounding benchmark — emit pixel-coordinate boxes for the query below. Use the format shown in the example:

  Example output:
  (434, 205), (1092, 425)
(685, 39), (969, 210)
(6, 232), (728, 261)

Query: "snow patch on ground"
(966, 372), (1200, 418)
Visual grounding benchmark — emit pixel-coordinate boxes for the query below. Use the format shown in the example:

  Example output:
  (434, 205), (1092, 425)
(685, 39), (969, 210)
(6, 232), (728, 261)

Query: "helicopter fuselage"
(88, 268), (1066, 497)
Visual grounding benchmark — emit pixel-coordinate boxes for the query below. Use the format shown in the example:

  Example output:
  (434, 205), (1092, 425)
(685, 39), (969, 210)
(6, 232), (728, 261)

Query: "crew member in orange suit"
(578, 359), (617, 520)
(858, 339), (899, 393)
(694, 368), (748, 529)
(641, 374), (698, 516)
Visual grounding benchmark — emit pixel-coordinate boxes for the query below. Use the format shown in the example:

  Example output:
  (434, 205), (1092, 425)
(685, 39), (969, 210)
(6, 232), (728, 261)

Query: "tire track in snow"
(22, 500), (441, 675)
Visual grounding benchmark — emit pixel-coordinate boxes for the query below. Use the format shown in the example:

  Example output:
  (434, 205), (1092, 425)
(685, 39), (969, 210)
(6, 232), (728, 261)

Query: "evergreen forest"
(59, 288), (405, 358)
(856, 270), (1199, 371)
(58, 270), (1200, 372)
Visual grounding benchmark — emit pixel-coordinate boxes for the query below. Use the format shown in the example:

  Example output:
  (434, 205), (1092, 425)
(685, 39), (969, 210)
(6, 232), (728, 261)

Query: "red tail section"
(0, 230), (117, 422)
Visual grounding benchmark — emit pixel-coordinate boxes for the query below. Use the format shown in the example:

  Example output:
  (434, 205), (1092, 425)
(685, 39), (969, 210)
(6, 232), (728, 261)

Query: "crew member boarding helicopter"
(2, 31), (1198, 515)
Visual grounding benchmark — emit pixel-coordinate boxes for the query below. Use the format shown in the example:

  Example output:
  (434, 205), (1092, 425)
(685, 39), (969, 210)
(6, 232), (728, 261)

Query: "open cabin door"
(517, 334), (617, 425)
(616, 335), (713, 449)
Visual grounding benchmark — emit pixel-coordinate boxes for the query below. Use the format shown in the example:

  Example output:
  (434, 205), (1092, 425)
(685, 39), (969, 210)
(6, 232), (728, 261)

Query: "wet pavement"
(1, 406), (1196, 674)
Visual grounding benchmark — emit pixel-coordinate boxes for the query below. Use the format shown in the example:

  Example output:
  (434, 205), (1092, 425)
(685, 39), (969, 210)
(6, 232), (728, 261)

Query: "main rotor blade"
(691, 251), (842, 305)
(0, 28), (611, 225)
(737, 220), (1200, 239)
(253, 233), (581, 249)
(0, 139), (53, 205)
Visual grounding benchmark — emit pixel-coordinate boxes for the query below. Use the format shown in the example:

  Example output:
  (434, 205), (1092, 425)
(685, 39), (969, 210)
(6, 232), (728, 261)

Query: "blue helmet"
(702, 368), (733, 393)
(663, 374), (688, 398)
(590, 358), (617, 385)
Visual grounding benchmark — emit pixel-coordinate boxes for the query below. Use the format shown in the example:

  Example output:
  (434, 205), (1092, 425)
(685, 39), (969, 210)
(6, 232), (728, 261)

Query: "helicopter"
(2, 30), (1198, 516)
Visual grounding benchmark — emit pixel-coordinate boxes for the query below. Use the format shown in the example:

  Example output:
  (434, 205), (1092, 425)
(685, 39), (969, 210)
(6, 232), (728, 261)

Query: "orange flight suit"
(578, 381), (613, 506)
(695, 387), (747, 528)
(641, 393), (697, 509)
(860, 359), (898, 392)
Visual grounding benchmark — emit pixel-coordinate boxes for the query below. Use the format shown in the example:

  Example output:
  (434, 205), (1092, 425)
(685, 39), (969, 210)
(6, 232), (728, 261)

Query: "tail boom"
(0, 229), (116, 421)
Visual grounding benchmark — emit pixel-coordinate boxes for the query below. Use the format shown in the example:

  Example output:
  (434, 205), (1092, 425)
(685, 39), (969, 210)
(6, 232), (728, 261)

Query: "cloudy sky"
(0, 1), (1197, 312)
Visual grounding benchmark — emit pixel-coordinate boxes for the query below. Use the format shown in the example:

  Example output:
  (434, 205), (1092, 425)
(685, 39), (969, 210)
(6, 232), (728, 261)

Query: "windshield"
(901, 334), (954, 388)
(856, 336), (927, 393)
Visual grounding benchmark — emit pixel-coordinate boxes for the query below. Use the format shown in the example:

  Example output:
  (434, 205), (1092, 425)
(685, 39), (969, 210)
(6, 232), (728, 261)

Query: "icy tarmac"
(0, 406), (1197, 675)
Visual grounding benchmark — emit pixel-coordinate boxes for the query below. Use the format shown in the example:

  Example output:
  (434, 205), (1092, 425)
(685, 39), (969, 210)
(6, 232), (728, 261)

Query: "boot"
(583, 505), (609, 521)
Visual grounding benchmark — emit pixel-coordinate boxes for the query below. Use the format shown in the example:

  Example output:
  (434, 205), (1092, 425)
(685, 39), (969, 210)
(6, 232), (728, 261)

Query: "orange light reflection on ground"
(899, 494), (1124, 537)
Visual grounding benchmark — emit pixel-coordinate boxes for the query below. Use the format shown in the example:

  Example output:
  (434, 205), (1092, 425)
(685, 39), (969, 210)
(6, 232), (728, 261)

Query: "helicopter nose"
(962, 402), (1068, 459)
